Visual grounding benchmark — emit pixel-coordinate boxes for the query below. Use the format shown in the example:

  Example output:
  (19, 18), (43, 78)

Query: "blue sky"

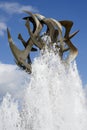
(0, 0), (87, 85)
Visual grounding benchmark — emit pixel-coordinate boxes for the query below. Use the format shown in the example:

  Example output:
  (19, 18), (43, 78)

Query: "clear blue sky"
(0, 0), (87, 85)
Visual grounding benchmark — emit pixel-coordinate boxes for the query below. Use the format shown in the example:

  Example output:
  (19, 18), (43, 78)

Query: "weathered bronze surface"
(7, 11), (79, 73)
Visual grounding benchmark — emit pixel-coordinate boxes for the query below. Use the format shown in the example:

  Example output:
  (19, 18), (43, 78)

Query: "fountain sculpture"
(7, 11), (79, 73)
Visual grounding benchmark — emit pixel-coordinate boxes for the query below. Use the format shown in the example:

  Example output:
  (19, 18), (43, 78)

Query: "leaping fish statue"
(7, 11), (79, 73)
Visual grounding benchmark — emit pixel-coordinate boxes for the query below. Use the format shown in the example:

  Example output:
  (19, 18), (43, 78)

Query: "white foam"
(0, 49), (87, 130)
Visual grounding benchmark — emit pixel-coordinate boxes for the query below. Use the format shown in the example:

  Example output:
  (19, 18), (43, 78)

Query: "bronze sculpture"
(7, 11), (79, 73)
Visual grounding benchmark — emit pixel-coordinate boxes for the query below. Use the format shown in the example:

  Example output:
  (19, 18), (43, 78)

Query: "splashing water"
(0, 49), (87, 130)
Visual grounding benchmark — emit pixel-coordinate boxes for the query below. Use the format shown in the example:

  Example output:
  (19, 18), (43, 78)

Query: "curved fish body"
(7, 28), (32, 73)
(58, 20), (79, 62)
(24, 11), (43, 37)
(49, 18), (63, 44)
(25, 19), (45, 49)
(65, 40), (78, 63)
(34, 14), (62, 41)
(24, 11), (44, 49)
(18, 33), (37, 51)
(34, 14), (59, 42)
(59, 20), (73, 37)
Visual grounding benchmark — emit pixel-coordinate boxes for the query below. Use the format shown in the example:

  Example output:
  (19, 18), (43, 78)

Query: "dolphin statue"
(35, 14), (58, 42)
(25, 19), (45, 49)
(18, 33), (37, 64)
(58, 20), (79, 62)
(23, 11), (44, 49)
(7, 28), (32, 73)
(18, 33), (37, 51)
(23, 11), (43, 36)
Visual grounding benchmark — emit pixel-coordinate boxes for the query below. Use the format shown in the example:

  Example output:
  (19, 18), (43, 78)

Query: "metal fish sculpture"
(7, 11), (79, 73)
